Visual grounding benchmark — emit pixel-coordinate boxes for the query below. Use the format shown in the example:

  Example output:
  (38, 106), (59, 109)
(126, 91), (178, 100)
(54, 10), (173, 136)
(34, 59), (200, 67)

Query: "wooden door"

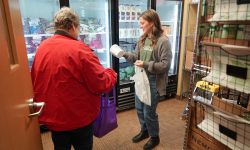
(0, 0), (43, 149)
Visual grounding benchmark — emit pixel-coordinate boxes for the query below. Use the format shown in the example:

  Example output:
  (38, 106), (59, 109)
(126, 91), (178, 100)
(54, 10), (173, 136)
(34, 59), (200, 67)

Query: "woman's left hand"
(134, 60), (144, 68)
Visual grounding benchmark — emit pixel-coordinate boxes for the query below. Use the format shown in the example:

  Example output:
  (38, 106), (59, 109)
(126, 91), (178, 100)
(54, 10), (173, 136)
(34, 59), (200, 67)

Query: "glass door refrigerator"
(155, 0), (183, 98)
(69, 0), (112, 68)
(19, 0), (60, 69)
(69, 0), (115, 103)
(19, 0), (112, 70)
(116, 0), (150, 110)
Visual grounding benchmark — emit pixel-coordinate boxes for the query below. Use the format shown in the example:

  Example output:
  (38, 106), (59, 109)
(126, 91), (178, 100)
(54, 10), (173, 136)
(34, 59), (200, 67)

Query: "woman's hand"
(134, 60), (144, 68)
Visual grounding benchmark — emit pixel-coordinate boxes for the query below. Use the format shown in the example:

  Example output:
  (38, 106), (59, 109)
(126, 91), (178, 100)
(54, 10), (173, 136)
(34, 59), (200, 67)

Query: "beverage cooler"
(156, 0), (183, 98)
(115, 0), (150, 110)
(69, 0), (112, 68)
(114, 0), (183, 110)
(19, 0), (112, 69)
(19, 0), (60, 69)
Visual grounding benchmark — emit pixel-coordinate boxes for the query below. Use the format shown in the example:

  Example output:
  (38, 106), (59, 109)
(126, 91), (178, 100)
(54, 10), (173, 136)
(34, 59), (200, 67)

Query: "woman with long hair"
(123, 9), (172, 150)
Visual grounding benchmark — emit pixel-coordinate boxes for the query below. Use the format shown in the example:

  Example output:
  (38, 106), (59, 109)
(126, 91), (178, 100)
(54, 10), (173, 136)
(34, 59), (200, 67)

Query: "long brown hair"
(139, 9), (163, 48)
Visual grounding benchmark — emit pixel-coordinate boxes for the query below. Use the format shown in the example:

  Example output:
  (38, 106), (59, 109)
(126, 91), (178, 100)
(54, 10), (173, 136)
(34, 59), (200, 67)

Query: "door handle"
(28, 99), (45, 117)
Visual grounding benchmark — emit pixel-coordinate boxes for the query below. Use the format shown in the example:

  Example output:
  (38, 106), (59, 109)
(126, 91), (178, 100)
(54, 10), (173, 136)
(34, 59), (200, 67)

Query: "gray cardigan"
(123, 35), (172, 96)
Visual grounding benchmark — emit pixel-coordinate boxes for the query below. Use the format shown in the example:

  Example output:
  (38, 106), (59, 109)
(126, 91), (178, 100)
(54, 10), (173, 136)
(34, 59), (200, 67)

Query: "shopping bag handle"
(101, 88), (116, 106)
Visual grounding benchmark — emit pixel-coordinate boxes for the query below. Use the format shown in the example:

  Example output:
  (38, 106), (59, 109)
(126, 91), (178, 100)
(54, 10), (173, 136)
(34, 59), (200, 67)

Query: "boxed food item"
(193, 81), (219, 105)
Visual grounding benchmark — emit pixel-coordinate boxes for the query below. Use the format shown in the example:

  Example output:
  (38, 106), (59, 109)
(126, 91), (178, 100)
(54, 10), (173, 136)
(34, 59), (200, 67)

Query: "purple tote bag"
(93, 89), (118, 138)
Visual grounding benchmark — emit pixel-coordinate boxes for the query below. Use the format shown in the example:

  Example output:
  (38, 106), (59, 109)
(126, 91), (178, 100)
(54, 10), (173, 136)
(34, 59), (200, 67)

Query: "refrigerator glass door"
(118, 0), (148, 85)
(70, 0), (111, 68)
(19, 0), (60, 69)
(156, 0), (182, 75)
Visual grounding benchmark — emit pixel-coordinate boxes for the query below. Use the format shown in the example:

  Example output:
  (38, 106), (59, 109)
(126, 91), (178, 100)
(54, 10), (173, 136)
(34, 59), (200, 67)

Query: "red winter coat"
(31, 31), (117, 131)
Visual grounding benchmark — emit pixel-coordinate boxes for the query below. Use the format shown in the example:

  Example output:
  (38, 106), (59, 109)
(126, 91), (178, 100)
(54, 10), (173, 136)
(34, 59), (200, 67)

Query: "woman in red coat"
(31, 7), (117, 150)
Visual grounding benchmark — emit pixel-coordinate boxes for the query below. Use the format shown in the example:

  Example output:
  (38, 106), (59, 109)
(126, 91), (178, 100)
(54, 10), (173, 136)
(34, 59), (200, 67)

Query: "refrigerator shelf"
(120, 80), (134, 85)
(79, 32), (106, 35)
(161, 20), (175, 23)
(24, 32), (107, 38)
(24, 34), (52, 38)
(94, 48), (107, 53)
(119, 36), (140, 39)
(100, 61), (107, 65)
(119, 20), (139, 23)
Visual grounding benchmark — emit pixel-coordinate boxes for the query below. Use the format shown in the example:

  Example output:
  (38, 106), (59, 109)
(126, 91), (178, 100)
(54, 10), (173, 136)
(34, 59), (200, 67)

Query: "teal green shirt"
(140, 38), (153, 62)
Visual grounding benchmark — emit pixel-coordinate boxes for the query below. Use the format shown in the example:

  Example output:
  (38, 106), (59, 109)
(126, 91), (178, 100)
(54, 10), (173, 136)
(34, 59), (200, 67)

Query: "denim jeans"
(135, 74), (160, 137)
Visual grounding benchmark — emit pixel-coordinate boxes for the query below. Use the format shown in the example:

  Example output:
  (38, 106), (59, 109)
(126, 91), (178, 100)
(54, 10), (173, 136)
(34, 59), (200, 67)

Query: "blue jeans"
(135, 74), (160, 137)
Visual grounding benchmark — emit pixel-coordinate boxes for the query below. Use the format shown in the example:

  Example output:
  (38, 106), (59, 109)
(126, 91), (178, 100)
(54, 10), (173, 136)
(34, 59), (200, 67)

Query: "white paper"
(110, 44), (125, 58)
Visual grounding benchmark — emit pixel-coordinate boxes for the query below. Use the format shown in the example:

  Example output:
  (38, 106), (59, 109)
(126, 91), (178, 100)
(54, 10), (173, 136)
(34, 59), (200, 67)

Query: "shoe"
(143, 136), (160, 150)
(132, 130), (149, 143)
